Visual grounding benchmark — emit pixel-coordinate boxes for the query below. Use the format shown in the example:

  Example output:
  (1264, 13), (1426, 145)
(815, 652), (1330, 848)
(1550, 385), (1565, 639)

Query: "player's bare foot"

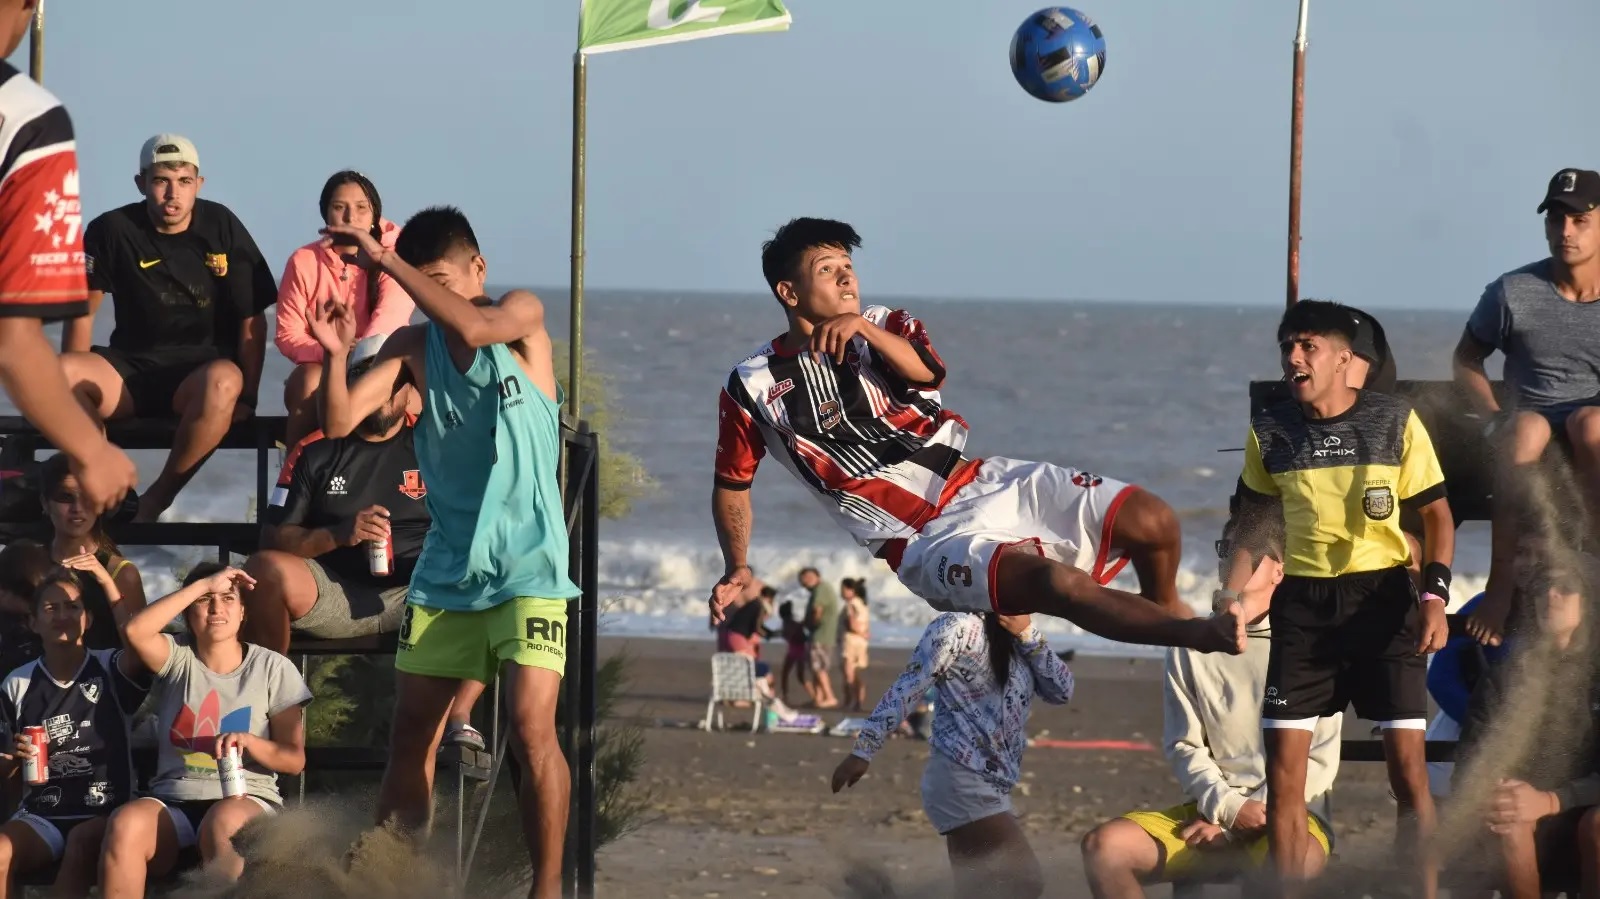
(1464, 588), (1510, 646)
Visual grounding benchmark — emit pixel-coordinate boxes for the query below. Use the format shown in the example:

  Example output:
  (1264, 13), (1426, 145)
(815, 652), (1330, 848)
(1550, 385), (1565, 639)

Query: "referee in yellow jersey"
(1226, 300), (1455, 898)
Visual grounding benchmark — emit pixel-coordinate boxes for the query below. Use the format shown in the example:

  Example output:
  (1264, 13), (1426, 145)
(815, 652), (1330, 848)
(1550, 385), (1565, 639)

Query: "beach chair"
(704, 652), (764, 733)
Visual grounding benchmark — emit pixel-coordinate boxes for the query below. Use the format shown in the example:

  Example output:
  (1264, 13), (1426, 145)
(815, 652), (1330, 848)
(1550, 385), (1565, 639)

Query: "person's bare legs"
(1472, 411), (1554, 644)
(1497, 818), (1543, 899)
(100, 798), (181, 899)
(53, 815), (108, 899)
(947, 812), (1044, 899)
(59, 352), (136, 426)
(0, 817), (62, 899)
(196, 797), (270, 881)
(447, 680), (488, 732)
(1109, 487), (1189, 617)
(282, 362), (324, 450)
(136, 359), (244, 521)
(503, 662), (569, 899)
(992, 550), (1242, 653)
(1080, 817), (1160, 899)
(374, 672), (456, 833)
(1383, 726), (1438, 899)
(240, 551), (320, 655)
(1264, 727), (1314, 896)
(1565, 407), (1600, 527)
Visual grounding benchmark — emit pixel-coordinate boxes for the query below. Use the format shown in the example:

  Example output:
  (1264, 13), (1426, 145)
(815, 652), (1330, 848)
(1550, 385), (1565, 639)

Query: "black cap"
(1538, 169), (1600, 215)
(1345, 307), (1397, 394)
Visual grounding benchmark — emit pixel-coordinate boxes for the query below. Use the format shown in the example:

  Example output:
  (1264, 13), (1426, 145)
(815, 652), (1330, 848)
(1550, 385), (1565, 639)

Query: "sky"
(9, 0), (1598, 310)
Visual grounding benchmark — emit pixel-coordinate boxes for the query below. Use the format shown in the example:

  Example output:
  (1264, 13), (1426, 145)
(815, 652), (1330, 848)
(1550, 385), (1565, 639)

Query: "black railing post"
(576, 423), (599, 896)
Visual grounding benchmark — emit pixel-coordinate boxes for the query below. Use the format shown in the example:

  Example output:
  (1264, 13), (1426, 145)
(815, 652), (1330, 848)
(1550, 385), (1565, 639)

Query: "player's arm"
(319, 327), (416, 439)
(1453, 282), (1508, 416)
(61, 290), (101, 354)
(1399, 411), (1453, 652)
(1222, 429), (1284, 595)
(62, 213), (110, 355)
(1162, 650), (1246, 828)
(708, 386), (768, 620)
(826, 309), (943, 387)
(0, 319), (111, 461)
(1014, 623), (1074, 705)
(236, 314), (267, 413)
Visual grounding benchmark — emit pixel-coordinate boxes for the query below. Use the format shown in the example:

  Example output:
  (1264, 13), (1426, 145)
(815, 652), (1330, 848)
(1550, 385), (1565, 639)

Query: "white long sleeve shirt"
(1164, 619), (1342, 830)
(852, 613), (1073, 790)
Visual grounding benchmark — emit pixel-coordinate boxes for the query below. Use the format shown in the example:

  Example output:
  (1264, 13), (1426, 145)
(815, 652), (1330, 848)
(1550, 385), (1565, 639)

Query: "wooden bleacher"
(0, 412), (604, 895)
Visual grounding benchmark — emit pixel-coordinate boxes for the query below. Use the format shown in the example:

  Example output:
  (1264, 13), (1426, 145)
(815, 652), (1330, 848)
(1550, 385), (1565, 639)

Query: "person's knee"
(102, 804), (155, 863)
(194, 361), (244, 414)
(512, 707), (561, 759)
(1567, 407), (1600, 452)
(1508, 411), (1555, 464)
(1080, 819), (1136, 870)
(284, 363), (323, 403)
(243, 551), (312, 617)
(1114, 488), (1179, 552)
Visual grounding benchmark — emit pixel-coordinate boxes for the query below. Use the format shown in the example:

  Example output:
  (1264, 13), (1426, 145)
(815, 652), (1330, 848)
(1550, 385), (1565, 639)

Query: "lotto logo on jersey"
(1072, 472), (1103, 488)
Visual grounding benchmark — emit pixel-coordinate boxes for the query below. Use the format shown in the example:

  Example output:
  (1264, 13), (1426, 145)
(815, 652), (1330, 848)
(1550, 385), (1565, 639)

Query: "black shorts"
(1263, 567), (1427, 727)
(91, 345), (220, 417)
(1532, 806), (1591, 890)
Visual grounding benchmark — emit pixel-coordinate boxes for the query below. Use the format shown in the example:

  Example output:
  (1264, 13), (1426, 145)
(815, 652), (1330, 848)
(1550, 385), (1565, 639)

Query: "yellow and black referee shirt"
(1238, 391), (1446, 578)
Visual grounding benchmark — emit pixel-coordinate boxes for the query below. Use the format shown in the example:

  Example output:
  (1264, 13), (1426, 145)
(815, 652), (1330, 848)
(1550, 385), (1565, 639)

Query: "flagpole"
(28, 0), (44, 83)
(569, 50), (587, 419)
(1285, 0), (1308, 309)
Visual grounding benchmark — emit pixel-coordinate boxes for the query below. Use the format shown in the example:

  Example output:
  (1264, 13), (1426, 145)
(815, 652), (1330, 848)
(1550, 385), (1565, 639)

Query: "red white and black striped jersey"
(0, 62), (88, 319)
(715, 305), (971, 546)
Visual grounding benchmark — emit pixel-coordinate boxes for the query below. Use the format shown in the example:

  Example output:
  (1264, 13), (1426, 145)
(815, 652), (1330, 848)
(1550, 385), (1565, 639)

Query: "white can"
(218, 745), (247, 798)
(368, 538), (392, 577)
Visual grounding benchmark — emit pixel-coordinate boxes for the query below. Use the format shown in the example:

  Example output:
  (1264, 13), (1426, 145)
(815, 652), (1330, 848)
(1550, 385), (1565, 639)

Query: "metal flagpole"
(28, 0), (44, 83)
(569, 50), (588, 418)
(1285, 0), (1309, 309)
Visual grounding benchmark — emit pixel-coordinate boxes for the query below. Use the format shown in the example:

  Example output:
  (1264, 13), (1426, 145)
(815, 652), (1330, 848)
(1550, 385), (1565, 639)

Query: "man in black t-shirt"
(241, 334), (485, 745)
(59, 135), (276, 522)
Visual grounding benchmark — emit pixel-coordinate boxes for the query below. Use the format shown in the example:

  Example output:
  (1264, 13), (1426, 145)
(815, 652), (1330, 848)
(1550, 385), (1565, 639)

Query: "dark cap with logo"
(1538, 168), (1600, 215)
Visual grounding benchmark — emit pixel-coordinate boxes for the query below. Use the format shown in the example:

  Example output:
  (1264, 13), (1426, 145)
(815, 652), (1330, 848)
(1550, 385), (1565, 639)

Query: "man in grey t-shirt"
(1454, 168), (1600, 643)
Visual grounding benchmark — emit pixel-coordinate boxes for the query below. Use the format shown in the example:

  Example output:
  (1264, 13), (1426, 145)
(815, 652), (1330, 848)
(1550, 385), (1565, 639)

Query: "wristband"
(1420, 593), (1446, 605)
(1422, 562), (1452, 603)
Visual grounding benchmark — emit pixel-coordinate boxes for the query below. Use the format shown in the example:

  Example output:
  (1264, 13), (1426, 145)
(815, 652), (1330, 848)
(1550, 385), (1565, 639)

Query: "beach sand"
(594, 636), (1412, 898)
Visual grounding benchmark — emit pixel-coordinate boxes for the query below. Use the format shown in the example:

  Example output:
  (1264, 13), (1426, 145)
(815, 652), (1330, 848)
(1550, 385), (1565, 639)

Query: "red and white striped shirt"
(715, 305), (972, 547)
(0, 62), (88, 320)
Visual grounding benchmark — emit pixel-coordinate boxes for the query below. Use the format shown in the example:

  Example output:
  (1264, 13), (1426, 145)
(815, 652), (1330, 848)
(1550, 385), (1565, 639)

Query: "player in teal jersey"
(315, 207), (576, 899)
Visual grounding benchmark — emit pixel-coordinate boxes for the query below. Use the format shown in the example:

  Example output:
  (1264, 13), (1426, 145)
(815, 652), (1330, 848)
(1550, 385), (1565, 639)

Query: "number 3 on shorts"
(946, 564), (973, 587)
(399, 605), (415, 644)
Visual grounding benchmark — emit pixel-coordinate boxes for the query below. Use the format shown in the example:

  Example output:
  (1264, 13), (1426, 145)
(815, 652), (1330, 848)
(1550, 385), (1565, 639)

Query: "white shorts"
(920, 749), (1014, 835)
(893, 456), (1137, 614)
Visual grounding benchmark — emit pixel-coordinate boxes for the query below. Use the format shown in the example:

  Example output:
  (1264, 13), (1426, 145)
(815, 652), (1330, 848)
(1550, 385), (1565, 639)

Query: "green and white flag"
(579, 0), (791, 55)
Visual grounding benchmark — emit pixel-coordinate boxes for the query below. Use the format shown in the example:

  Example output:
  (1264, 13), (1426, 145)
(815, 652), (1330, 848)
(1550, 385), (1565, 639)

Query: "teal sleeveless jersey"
(408, 322), (580, 611)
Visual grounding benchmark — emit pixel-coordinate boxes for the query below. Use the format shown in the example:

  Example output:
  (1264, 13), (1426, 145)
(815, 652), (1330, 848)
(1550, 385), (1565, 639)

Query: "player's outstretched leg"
(1107, 487), (1188, 617)
(992, 549), (1244, 654)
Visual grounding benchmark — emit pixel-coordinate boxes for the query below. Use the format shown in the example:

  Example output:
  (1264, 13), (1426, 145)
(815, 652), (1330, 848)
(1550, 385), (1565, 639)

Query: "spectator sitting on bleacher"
(59, 134), (276, 523)
(0, 569), (151, 898)
(241, 332), (485, 752)
(1080, 522), (1342, 896)
(1454, 169), (1600, 646)
(1423, 593), (1508, 801)
(1456, 572), (1600, 899)
(38, 453), (145, 648)
(0, 542), (52, 681)
(101, 564), (311, 892)
(273, 171), (412, 449)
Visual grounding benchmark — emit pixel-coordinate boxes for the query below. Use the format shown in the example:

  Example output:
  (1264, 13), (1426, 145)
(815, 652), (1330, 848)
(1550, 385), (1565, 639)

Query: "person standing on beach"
(1227, 300), (1455, 898)
(0, 1), (138, 516)
(707, 217), (1239, 657)
(317, 206), (577, 899)
(800, 568), (840, 708)
(832, 610), (1072, 899)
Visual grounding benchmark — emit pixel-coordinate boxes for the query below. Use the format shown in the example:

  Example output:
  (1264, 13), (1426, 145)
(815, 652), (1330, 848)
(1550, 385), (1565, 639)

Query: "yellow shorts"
(1120, 801), (1332, 881)
(396, 597), (569, 683)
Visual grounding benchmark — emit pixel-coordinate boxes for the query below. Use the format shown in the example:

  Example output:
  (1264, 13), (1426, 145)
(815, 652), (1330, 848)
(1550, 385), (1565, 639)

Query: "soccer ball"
(1009, 7), (1107, 103)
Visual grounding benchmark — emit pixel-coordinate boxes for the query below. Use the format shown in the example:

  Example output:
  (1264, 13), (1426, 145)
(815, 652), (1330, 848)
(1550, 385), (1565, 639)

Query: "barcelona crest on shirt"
(205, 253), (228, 277)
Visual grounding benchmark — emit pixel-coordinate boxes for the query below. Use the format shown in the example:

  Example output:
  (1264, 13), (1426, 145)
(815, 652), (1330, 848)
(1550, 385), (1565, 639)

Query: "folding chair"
(704, 652), (764, 732)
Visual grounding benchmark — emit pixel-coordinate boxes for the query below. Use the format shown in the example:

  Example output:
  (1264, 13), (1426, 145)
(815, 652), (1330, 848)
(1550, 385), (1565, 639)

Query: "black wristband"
(1422, 562), (1452, 601)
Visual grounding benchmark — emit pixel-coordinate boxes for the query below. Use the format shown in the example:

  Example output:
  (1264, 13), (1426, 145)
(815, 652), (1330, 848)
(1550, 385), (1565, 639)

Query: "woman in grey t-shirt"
(100, 563), (312, 893)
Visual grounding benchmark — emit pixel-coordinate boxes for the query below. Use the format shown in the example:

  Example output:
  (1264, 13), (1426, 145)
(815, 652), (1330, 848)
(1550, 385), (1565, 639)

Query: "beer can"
(21, 726), (46, 785)
(368, 538), (392, 577)
(218, 744), (247, 798)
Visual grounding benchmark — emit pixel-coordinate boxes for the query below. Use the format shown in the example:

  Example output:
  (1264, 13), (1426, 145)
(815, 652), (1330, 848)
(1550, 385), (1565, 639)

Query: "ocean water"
(31, 292), (1497, 655)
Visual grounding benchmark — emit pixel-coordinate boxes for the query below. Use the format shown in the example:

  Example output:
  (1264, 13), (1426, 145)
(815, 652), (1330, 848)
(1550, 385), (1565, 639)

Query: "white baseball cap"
(350, 333), (389, 368)
(139, 134), (200, 173)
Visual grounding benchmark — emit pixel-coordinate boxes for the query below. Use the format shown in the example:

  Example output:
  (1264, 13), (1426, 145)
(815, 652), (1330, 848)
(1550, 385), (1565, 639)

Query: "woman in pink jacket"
(274, 171), (414, 446)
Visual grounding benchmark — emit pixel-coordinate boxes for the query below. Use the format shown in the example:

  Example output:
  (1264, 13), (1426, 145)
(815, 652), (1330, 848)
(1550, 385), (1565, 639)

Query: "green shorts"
(396, 597), (569, 683)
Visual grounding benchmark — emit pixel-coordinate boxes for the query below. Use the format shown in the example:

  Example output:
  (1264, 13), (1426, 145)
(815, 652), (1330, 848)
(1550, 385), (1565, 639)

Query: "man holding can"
(241, 332), (485, 749)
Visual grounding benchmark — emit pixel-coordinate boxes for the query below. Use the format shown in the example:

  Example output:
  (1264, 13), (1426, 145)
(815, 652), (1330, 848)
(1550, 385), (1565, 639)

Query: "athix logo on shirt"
(170, 690), (251, 773)
(1312, 434), (1355, 459)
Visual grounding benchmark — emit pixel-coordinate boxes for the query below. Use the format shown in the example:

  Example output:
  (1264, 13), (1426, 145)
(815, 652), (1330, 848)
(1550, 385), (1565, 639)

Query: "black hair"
(759, 586), (777, 599)
(779, 600), (795, 621)
(798, 567), (819, 579)
(0, 541), (52, 600)
(760, 218), (862, 301)
(320, 170), (386, 312)
(183, 561), (229, 588)
(40, 453), (118, 555)
(34, 569), (88, 618)
(1276, 299), (1356, 346)
(983, 614), (1015, 688)
(395, 206), (480, 268)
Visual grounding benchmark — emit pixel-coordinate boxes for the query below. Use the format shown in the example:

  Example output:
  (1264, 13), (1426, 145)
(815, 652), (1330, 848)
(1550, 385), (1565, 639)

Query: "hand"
(832, 755), (870, 793)
(196, 567), (255, 599)
(12, 732), (36, 761)
(1417, 599), (1449, 655)
(309, 297), (358, 355)
(708, 566), (752, 625)
(320, 225), (390, 270)
(1231, 799), (1268, 835)
(808, 313), (870, 364)
(334, 505), (391, 547)
(69, 442), (138, 519)
(1200, 598), (1248, 655)
(997, 614), (1032, 637)
(1488, 779), (1557, 833)
(214, 732), (256, 761)
(1178, 817), (1229, 849)
(59, 552), (114, 589)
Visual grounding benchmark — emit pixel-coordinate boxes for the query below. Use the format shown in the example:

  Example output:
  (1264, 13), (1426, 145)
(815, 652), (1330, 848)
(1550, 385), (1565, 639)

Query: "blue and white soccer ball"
(1009, 7), (1107, 103)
